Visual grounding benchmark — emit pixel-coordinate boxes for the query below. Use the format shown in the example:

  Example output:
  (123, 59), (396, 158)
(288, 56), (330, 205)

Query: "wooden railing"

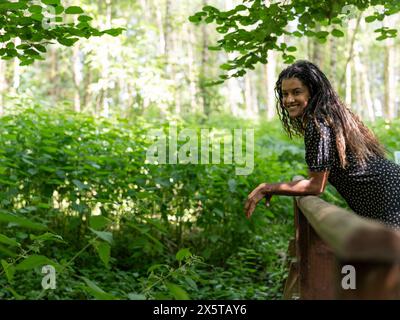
(283, 175), (400, 300)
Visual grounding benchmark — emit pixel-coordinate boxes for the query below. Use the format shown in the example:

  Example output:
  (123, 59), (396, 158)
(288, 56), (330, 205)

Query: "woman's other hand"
(244, 183), (272, 219)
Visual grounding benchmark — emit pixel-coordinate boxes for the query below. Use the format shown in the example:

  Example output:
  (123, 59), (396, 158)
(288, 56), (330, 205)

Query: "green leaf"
(0, 2), (25, 10)
(220, 63), (233, 70)
(30, 13), (44, 22)
(0, 244), (17, 257)
(33, 44), (47, 53)
(93, 241), (111, 268)
(78, 15), (93, 22)
(15, 255), (57, 271)
(188, 15), (201, 23)
(235, 5), (247, 12)
(28, 5), (42, 13)
(165, 282), (190, 300)
(81, 277), (117, 300)
(102, 28), (125, 37)
(365, 15), (376, 23)
(316, 31), (329, 38)
(54, 5), (64, 14)
(65, 6), (84, 14)
(30, 232), (65, 243)
(0, 210), (47, 230)
(57, 37), (78, 46)
(1, 259), (15, 283)
(41, 0), (61, 4)
(0, 234), (19, 247)
(176, 248), (191, 262)
(331, 29), (344, 37)
(89, 228), (113, 244)
(205, 16), (214, 23)
(89, 215), (111, 230)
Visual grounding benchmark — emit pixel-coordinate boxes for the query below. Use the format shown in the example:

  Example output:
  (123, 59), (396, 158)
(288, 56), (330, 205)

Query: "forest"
(0, 0), (400, 300)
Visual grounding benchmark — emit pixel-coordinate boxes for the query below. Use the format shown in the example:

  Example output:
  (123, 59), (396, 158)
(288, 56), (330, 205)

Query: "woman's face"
(281, 77), (311, 119)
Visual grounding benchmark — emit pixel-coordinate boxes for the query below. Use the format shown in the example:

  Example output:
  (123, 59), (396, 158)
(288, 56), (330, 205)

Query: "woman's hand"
(244, 183), (273, 219)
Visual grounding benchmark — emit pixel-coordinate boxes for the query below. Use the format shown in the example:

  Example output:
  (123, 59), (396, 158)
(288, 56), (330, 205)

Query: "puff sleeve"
(304, 118), (335, 172)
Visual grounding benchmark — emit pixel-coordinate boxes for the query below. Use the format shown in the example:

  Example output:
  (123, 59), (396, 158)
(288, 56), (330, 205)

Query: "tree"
(189, 0), (400, 80)
(0, 0), (124, 65)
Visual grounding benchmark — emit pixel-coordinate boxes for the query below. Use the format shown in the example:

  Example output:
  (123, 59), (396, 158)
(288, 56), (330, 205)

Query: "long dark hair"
(275, 60), (386, 168)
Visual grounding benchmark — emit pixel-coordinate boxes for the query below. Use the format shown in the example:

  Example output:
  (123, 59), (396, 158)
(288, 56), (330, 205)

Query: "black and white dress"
(304, 117), (400, 230)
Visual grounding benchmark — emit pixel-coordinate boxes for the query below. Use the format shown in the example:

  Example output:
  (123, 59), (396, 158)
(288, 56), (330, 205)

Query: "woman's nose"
(287, 95), (295, 103)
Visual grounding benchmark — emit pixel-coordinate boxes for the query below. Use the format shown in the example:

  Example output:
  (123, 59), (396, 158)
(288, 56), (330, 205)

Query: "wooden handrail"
(283, 175), (400, 300)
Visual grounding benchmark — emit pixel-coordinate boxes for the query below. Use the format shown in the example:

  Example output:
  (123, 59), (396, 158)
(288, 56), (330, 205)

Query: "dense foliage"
(0, 0), (124, 64)
(0, 106), (398, 300)
(190, 0), (400, 80)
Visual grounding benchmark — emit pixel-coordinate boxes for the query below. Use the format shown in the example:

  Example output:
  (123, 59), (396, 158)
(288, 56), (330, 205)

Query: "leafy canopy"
(0, 0), (125, 65)
(189, 0), (400, 82)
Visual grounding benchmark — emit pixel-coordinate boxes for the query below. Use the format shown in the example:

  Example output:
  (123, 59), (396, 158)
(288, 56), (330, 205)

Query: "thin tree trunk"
(345, 60), (352, 107)
(340, 13), (361, 86)
(354, 51), (363, 117)
(164, 0), (171, 59)
(12, 38), (21, 92)
(100, 0), (112, 117)
(49, 46), (58, 97)
(0, 60), (6, 115)
(354, 49), (375, 121)
(139, 0), (150, 22)
(199, 0), (209, 115)
(329, 36), (337, 90)
(185, 23), (197, 112)
(312, 26), (323, 68)
(227, 76), (242, 116)
(384, 39), (395, 120)
(244, 74), (256, 118)
(72, 43), (82, 112)
(266, 50), (276, 120)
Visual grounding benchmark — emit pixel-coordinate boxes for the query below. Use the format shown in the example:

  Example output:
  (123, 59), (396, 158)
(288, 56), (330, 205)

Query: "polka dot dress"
(304, 117), (400, 230)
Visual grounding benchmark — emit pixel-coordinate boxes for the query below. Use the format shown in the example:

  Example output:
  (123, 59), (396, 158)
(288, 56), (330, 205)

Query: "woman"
(244, 60), (400, 229)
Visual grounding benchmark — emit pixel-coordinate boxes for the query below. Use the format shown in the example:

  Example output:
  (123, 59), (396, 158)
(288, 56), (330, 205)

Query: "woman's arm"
(244, 171), (329, 218)
(266, 170), (329, 196)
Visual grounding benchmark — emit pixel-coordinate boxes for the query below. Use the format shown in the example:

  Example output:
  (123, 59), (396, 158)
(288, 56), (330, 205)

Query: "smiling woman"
(245, 60), (400, 230)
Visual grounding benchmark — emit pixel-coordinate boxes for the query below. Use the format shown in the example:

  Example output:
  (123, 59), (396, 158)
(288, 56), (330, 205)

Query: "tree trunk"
(312, 26), (323, 68)
(185, 22), (197, 112)
(49, 46), (58, 97)
(100, 0), (112, 117)
(345, 61), (352, 107)
(266, 50), (276, 120)
(155, 1), (166, 55)
(354, 49), (374, 121)
(0, 60), (6, 115)
(354, 50), (363, 117)
(199, 0), (209, 115)
(329, 36), (337, 90)
(72, 43), (82, 112)
(12, 38), (21, 92)
(164, 0), (171, 59)
(384, 39), (395, 120)
(244, 74), (257, 118)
